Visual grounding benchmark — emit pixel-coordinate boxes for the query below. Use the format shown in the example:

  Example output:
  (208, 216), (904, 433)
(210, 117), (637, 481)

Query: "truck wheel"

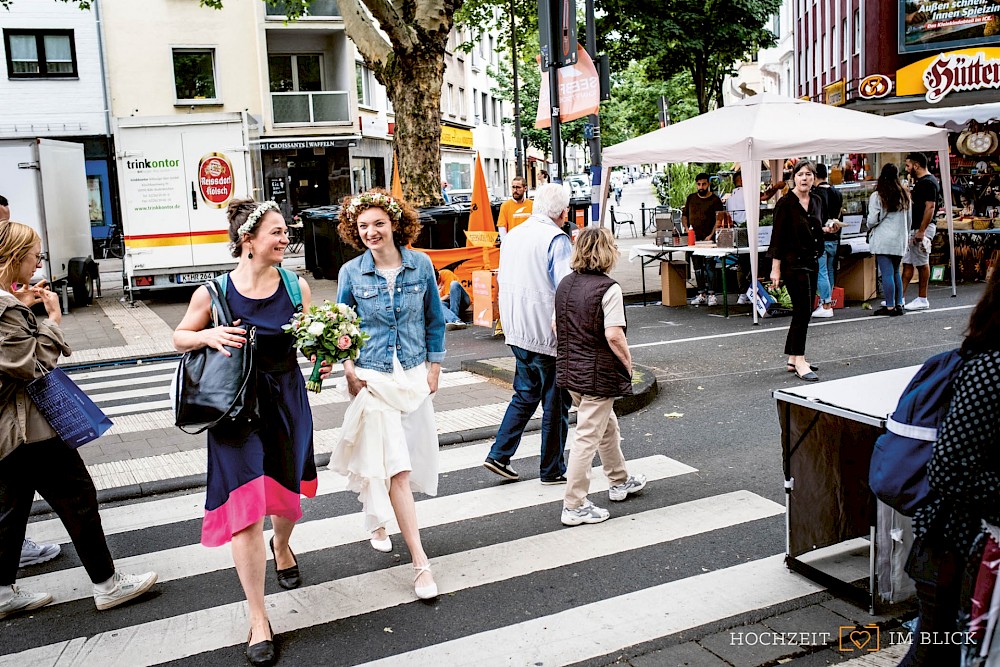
(71, 273), (95, 307)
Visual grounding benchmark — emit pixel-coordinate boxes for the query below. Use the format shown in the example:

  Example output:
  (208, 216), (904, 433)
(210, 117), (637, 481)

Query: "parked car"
(565, 174), (591, 199)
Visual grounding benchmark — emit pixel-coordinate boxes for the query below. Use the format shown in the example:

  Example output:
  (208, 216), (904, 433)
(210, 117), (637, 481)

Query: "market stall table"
(629, 237), (871, 317)
(773, 366), (921, 612)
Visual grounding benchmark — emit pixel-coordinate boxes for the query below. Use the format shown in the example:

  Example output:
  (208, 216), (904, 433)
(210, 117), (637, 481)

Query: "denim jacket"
(337, 247), (446, 372)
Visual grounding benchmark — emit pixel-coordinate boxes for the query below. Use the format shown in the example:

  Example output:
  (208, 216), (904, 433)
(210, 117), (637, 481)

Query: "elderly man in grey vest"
(483, 183), (573, 484)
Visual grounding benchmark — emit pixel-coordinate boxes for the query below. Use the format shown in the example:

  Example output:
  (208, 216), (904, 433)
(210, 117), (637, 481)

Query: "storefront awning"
(892, 102), (1000, 131)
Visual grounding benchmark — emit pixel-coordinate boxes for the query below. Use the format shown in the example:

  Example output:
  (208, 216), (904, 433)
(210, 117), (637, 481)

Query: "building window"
(3, 29), (77, 78)
(270, 54), (321, 93)
(447, 83), (455, 114)
(842, 17), (848, 61)
(482, 92), (489, 124)
(833, 23), (840, 69)
(355, 62), (370, 105)
(444, 161), (472, 190)
(821, 34), (827, 79)
(493, 98), (500, 125)
(458, 86), (466, 117)
(853, 10), (860, 54)
(473, 87), (479, 122)
(772, 12), (780, 36)
(173, 48), (218, 101)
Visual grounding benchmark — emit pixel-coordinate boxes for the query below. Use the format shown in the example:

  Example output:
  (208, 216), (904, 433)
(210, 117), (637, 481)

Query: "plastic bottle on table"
(687, 227), (696, 245)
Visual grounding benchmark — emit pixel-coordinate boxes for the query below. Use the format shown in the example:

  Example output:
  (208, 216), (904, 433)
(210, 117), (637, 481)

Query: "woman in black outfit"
(769, 160), (825, 381)
(899, 267), (1000, 667)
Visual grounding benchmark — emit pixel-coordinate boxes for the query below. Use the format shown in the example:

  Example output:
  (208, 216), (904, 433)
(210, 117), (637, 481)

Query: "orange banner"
(535, 46), (600, 129)
(390, 152), (404, 199)
(414, 246), (501, 290)
(466, 153), (496, 244)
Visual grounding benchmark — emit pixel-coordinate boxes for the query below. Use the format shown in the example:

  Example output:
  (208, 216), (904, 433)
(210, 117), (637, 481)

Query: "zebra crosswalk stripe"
(18, 455), (695, 606)
(5, 491), (784, 667)
(28, 432), (578, 545)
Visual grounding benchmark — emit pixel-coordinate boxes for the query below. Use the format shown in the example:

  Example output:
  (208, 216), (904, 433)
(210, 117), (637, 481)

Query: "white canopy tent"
(599, 93), (955, 323)
(892, 101), (1000, 130)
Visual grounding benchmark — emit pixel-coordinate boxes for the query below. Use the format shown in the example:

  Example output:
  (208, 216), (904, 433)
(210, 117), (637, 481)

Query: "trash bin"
(301, 205), (362, 281)
(566, 196), (591, 235)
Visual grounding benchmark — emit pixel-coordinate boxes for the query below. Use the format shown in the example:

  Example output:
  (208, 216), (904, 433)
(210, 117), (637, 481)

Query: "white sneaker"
(20, 538), (61, 567)
(737, 294), (751, 305)
(690, 294), (707, 305)
(904, 297), (929, 311)
(0, 585), (52, 619)
(707, 294), (719, 307)
(93, 571), (158, 611)
(561, 499), (610, 526)
(812, 306), (834, 318)
(445, 321), (468, 331)
(609, 474), (648, 502)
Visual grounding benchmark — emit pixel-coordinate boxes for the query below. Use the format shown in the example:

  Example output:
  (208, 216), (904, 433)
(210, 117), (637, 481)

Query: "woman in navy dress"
(173, 199), (317, 667)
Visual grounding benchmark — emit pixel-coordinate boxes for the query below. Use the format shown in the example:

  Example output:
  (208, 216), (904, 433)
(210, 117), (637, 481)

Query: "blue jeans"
(488, 346), (570, 479)
(690, 255), (716, 294)
(816, 240), (839, 304)
(876, 254), (904, 307)
(442, 281), (470, 323)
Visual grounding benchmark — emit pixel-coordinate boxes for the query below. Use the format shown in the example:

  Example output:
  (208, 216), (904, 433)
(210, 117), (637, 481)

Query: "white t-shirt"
(726, 186), (747, 224)
(601, 283), (626, 328)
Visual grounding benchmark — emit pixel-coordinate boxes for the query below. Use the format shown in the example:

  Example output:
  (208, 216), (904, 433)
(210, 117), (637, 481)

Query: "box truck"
(114, 112), (257, 300)
(0, 138), (100, 309)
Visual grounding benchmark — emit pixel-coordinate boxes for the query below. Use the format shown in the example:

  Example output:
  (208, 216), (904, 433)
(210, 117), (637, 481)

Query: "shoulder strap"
(277, 266), (303, 312)
(206, 277), (235, 327)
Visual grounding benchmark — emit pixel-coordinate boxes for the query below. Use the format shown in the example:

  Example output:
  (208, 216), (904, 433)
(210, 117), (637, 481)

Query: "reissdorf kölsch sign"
(198, 153), (235, 208)
(896, 46), (1000, 101)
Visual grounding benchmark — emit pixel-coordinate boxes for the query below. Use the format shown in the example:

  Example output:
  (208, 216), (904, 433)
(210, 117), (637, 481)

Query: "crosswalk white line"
(358, 553), (826, 667)
(29, 431), (581, 545)
(85, 370), (485, 418)
(67, 359), (344, 384)
(18, 456), (694, 606)
(4, 490), (784, 667)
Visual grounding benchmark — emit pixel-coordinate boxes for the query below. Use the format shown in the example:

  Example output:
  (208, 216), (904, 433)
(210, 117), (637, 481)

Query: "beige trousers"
(564, 391), (629, 509)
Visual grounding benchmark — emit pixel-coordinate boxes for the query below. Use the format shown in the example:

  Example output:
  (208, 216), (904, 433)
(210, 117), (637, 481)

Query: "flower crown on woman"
(337, 187), (422, 250)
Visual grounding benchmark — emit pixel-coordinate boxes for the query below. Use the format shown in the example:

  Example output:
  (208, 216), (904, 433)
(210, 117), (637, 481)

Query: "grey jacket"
(866, 192), (911, 258)
(0, 294), (71, 461)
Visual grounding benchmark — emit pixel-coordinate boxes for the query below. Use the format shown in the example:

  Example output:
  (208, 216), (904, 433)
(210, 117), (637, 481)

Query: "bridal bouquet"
(283, 301), (370, 393)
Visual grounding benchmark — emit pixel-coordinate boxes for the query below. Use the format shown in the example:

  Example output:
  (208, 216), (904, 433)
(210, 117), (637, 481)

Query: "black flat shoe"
(269, 537), (301, 590)
(786, 363), (818, 372)
(871, 307), (893, 316)
(246, 622), (276, 667)
(795, 370), (820, 382)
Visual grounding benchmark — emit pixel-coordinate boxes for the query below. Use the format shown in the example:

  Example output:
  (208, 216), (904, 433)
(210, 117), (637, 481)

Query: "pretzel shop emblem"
(859, 75), (892, 100)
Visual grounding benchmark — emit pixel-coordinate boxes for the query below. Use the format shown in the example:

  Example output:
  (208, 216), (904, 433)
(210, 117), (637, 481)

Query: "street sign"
(539, 0), (578, 71)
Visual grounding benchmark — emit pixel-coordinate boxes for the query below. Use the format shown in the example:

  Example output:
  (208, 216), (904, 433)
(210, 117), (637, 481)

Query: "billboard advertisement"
(900, 0), (1000, 53)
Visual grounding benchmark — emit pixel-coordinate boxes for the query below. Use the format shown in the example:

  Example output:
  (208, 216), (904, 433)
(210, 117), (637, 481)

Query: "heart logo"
(850, 630), (872, 650)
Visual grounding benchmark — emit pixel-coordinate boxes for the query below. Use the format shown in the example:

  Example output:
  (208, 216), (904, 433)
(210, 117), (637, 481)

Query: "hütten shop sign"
(896, 47), (1000, 102)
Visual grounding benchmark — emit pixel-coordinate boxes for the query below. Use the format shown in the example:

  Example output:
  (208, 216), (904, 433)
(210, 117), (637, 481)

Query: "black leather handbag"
(173, 277), (258, 435)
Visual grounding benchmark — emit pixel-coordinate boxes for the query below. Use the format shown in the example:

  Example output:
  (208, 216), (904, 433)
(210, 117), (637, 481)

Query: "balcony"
(271, 91), (350, 125)
(266, 0), (340, 18)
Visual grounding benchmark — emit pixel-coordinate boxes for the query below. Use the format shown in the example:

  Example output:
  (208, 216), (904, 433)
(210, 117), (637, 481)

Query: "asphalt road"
(5, 272), (980, 666)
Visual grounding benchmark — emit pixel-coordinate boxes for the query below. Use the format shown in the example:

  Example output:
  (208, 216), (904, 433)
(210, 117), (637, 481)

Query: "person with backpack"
(897, 266), (1000, 667)
(173, 199), (319, 666)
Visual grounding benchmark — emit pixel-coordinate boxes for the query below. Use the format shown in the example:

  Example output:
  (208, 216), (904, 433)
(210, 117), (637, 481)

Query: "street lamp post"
(509, 0), (524, 178)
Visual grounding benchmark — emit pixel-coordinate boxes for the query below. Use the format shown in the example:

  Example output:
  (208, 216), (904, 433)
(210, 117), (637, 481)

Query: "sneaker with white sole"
(812, 306), (834, 319)
(690, 294), (707, 305)
(20, 538), (61, 567)
(707, 294), (719, 306)
(904, 297), (929, 311)
(737, 293), (751, 305)
(0, 585), (52, 619)
(445, 321), (468, 331)
(609, 474), (648, 502)
(561, 500), (610, 526)
(94, 571), (158, 611)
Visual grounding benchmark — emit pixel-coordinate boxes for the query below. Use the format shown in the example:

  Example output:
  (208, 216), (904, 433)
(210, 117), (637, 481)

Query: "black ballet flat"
(246, 622), (276, 667)
(269, 537), (301, 590)
(795, 370), (820, 382)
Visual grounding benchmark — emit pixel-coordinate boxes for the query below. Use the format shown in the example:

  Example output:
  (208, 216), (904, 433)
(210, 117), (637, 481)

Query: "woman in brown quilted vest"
(554, 227), (647, 526)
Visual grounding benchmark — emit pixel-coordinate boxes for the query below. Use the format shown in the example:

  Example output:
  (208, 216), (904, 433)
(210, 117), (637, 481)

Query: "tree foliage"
(597, 0), (780, 113)
(599, 61), (698, 147)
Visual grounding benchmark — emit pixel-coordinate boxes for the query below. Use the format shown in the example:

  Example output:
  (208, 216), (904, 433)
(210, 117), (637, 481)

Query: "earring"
(247, 246), (254, 260)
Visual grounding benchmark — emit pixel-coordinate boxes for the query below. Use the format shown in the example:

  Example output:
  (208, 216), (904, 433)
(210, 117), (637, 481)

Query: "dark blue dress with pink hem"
(201, 273), (318, 547)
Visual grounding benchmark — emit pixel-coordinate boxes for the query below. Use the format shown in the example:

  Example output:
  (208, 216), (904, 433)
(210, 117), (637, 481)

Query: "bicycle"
(100, 222), (124, 259)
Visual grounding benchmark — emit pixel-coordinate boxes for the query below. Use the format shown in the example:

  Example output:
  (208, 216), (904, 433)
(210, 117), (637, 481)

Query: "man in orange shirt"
(436, 267), (470, 330)
(498, 177), (533, 240)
